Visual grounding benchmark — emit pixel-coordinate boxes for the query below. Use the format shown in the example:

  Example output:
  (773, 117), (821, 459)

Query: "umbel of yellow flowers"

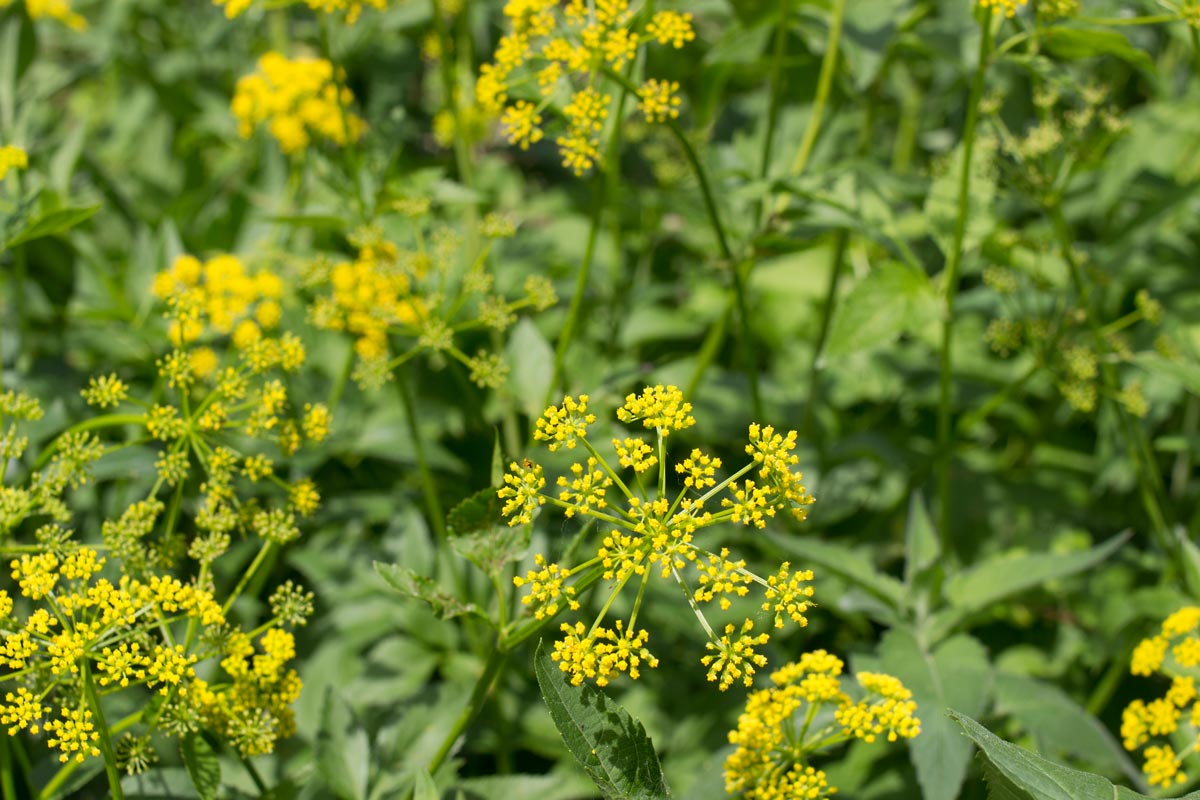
(478, 0), (696, 174)
(724, 651), (921, 799)
(1122, 606), (1200, 788)
(500, 386), (817, 690)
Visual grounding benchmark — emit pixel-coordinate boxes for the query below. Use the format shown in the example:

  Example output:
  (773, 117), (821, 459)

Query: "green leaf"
(316, 688), (371, 800)
(823, 260), (938, 358)
(880, 629), (992, 800)
(374, 561), (482, 620)
(446, 486), (507, 538)
(6, 203), (101, 247)
(1041, 27), (1155, 74)
(904, 490), (940, 591)
(993, 672), (1143, 787)
(180, 734), (220, 800)
(414, 769), (439, 800)
(533, 641), (672, 800)
(936, 532), (1130, 636)
(950, 710), (1200, 800)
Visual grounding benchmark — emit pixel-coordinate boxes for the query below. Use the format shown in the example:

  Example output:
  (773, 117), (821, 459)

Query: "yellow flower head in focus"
(724, 653), (919, 799)
(503, 386), (818, 690)
(231, 53), (365, 154)
(1123, 606), (1200, 787)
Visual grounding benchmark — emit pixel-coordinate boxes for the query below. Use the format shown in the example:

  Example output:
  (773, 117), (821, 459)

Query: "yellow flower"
(977, 0), (1028, 16)
(232, 53), (365, 154)
(637, 79), (681, 123)
(0, 145), (29, 180)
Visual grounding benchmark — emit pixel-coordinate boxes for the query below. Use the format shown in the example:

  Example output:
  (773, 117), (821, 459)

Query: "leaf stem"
(82, 660), (125, 800)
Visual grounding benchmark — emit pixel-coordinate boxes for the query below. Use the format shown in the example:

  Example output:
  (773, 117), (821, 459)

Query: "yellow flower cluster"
(307, 214), (556, 390)
(1122, 606), (1200, 787)
(0, 145), (28, 180)
(477, 1), (695, 174)
(724, 652), (920, 799)
(214, 0), (385, 23)
(0, 547), (225, 761)
(0, 0), (86, 30)
(231, 53), (365, 154)
(151, 254), (284, 347)
(502, 386), (817, 689)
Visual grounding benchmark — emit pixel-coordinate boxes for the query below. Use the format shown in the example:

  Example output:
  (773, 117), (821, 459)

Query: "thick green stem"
(0, 734), (16, 800)
(936, 14), (993, 554)
(397, 371), (446, 537)
(82, 661), (125, 800)
(754, 0), (793, 232)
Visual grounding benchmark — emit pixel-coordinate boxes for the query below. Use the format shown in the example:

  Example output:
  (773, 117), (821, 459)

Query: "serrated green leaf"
(374, 561), (482, 620)
(881, 629), (992, 800)
(533, 641), (671, 800)
(446, 486), (507, 538)
(6, 203), (101, 247)
(180, 734), (220, 800)
(993, 672), (1143, 788)
(949, 711), (1200, 800)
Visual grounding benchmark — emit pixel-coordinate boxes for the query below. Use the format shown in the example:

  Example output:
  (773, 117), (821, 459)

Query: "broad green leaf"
(950, 711), (1200, 800)
(6, 203), (101, 247)
(823, 260), (938, 358)
(316, 688), (371, 800)
(880, 629), (992, 800)
(533, 641), (672, 800)
(767, 532), (907, 614)
(507, 318), (554, 420)
(936, 533), (1130, 636)
(1041, 27), (1155, 74)
(448, 526), (528, 579)
(180, 734), (220, 800)
(993, 673), (1143, 787)
(374, 561), (482, 620)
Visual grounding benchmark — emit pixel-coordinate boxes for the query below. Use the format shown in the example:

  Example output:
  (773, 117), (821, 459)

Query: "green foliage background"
(2, 0), (1200, 797)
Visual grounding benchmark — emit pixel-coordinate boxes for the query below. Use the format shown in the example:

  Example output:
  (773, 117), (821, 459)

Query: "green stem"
(425, 646), (507, 779)
(788, 0), (845, 178)
(0, 734), (16, 800)
(82, 661), (125, 800)
(800, 229), (849, 443)
(223, 540), (275, 614)
(396, 372), (446, 538)
(430, 0), (475, 190)
(754, 0), (793, 232)
(936, 12), (993, 555)
(33, 414), (145, 470)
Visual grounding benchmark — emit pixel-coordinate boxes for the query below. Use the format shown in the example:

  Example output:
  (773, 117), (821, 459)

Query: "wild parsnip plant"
(4, 0), (1200, 798)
